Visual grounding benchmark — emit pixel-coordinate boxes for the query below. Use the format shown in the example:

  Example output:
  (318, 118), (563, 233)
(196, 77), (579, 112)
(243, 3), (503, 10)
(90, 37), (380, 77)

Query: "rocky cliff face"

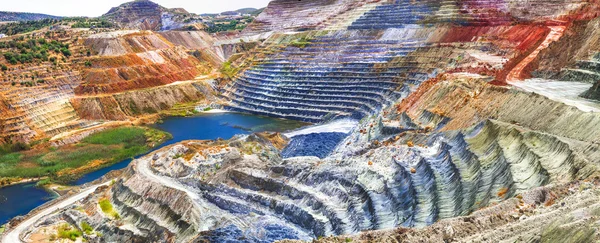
(71, 30), (216, 119)
(71, 80), (215, 120)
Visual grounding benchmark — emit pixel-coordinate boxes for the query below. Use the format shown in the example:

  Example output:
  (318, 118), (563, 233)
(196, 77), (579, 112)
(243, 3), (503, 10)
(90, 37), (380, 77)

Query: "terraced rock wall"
(71, 81), (214, 120)
(159, 31), (224, 65)
(283, 179), (600, 243)
(246, 0), (590, 34)
(224, 0), (599, 123)
(243, 0), (382, 34)
(224, 24), (552, 123)
(0, 30), (218, 144)
(397, 75), (600, 144)
(0, 68), (93, 144)
(30, 102), (600, 242)
(78, 31), (212, 95)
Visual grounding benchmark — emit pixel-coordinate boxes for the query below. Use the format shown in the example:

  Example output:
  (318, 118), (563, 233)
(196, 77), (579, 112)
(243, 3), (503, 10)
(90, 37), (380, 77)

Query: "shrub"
(80, 221), (93, 235)
(57, 224), (82, 241)
(290, 37), (312, 48)
(60, 48), (71, 57)
(99, 198), (120, 219)
(220, 61), (239, 79)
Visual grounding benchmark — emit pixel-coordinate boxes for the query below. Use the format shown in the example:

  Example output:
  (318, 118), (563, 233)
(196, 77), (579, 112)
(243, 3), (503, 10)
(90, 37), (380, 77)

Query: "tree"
(60, 48), (71, 57)
(8, 57), (18, 65)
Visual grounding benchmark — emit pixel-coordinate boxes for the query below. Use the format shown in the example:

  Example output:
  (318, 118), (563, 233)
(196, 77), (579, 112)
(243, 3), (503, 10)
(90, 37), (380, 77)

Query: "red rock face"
(75, 50), (207, 95)
(76, 32), (211, 96)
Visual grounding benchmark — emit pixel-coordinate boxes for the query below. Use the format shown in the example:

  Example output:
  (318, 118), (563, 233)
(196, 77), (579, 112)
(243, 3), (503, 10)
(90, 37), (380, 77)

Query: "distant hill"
(235, 8), (259, 15)
(0, 12), (61, 22)
(102, 0), (202, 31)
(202, 7), (266, 17)
(250, 8), (266, 16)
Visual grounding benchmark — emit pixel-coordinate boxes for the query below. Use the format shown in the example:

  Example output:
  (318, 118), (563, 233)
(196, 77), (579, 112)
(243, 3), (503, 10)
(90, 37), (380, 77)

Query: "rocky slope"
(71, 80), (215, 120)
(102, 0), (201, 31)
(0, 27), (223, 145)
(10, 83), (600, 241)
(0, 12), (61, 22)
(78, 31), (213, 95)
(282, 178), (600, 243)
(243, 0), (381, 34)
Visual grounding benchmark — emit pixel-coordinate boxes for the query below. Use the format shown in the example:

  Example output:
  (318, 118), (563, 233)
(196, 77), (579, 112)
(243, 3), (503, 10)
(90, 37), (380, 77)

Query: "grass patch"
(83, 127), (147, 145)
(220, 61), (240, 79)
(57, 224), (82, 241)
(0, 126), (171, 183)
(161, 102), (201, 117)
(80, 221), (93, 235)
(99, 199), (120, 219)
(290, 37), (312, 48)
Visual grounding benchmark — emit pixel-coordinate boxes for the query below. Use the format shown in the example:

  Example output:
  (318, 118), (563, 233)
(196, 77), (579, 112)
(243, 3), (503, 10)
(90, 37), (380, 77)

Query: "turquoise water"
(0, 113), (306, 225)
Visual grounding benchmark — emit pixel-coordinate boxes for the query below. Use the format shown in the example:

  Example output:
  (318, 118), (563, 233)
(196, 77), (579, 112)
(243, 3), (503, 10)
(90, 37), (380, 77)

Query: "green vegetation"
(99, 199), (120, 219)
(80, 221), (93, 235)
(0, 142), (30, 155)
(57, 224), (82, 241)
(0, 17), (115, 36)
(0, 19), (60, 36)
(0, 126), (171, 183)
(220, 61), (240, 79)
(205, 17), (253, 33)
(290, 37), (312, 48)
(35, 178), (51, 187)
(83, 127), (148, 145)
(0, 37), (70, 65)
(69, 18), (115, 29)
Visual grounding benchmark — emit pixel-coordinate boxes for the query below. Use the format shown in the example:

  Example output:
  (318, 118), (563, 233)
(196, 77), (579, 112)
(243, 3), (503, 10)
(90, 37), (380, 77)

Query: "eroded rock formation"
(6, 0), (600, 242)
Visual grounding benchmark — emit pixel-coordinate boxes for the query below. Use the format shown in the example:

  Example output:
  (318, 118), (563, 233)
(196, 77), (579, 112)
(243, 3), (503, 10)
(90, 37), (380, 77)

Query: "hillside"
(0, 12), (61, 22)
(102, 0), (201, 31)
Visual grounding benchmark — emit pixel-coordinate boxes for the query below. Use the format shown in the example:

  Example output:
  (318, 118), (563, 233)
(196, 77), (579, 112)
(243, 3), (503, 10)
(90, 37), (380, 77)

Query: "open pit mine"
(3, 0), (600, 242)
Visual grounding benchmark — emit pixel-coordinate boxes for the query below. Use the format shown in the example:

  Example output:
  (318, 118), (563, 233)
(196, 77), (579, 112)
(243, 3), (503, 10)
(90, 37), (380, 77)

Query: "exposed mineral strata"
(0, 28), (227, 144)
(5, 0), (600, 242)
